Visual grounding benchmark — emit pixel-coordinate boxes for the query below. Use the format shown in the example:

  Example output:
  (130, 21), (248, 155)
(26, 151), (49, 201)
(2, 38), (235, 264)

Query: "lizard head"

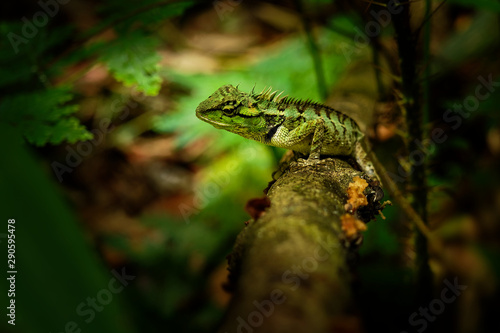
(196, 85), (269, 141)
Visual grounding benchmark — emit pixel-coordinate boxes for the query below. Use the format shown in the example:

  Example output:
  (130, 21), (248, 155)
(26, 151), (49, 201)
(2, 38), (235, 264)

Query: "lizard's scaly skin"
(196, 84), (380, 182)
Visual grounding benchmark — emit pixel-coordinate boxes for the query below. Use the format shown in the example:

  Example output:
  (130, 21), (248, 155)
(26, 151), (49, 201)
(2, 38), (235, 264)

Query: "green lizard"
(196, 84), (380, 184)
(195, 84), (445, 256)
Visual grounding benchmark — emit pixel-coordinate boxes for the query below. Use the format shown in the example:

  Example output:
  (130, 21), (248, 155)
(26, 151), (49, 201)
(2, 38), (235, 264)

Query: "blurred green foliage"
(0, 124), (136, 333)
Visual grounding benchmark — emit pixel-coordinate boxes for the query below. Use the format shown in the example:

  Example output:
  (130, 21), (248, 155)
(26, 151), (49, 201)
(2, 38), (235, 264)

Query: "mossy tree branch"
(218, 158), (382, 333)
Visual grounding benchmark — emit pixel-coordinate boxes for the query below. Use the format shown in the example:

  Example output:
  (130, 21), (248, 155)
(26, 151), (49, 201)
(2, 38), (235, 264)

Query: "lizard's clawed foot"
(293, 156), (335, 174)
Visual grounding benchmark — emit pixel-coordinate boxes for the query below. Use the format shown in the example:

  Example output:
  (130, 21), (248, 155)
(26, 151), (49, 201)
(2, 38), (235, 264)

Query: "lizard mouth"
(196, 113), (232, 128)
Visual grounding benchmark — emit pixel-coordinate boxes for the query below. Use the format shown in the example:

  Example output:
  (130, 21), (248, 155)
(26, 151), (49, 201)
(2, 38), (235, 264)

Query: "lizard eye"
(222, 101), (237, 115)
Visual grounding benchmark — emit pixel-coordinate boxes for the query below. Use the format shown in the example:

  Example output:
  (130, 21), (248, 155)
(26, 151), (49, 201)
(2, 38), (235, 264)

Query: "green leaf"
(100, 32), (162, 95)
(0, 87), (93, 146)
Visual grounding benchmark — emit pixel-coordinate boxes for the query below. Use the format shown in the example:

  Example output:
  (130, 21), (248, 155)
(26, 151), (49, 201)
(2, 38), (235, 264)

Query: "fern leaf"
(0, 87), (93, 146)
(99, 32), (162, 95)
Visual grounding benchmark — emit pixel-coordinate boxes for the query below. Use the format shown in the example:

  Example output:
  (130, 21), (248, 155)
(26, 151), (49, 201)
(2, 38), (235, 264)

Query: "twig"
(371, 40), (386, 100)
(391, 0), (433, 304)
(415, 0), (447, 38)
(293, 0), (328, 100)
(423, 0), (432, 125)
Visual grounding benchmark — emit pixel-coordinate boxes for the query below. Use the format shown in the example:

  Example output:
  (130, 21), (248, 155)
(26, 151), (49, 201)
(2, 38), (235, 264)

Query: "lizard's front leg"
(270, 118), (325, 160)
(308, 118), (325, 161)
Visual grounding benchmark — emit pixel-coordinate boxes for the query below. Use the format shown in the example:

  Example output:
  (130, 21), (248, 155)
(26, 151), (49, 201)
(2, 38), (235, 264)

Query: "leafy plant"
(0, 87), (92, 145)
(0, 1), (193, 146)
(100, 32), (163, 95)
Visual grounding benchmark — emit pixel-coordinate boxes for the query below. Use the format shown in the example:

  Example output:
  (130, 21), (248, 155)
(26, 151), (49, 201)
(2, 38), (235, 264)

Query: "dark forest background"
(0, 0), (499, 332)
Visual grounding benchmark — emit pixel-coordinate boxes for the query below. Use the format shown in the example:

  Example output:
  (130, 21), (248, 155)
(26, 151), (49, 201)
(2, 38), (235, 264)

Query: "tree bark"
(218, 158), (382, 333)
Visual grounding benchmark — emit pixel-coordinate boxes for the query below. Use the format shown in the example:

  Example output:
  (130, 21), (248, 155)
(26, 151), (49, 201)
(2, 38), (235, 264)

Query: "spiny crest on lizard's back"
(251, 86), (326, 114)
(252, 86), (287, 103)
